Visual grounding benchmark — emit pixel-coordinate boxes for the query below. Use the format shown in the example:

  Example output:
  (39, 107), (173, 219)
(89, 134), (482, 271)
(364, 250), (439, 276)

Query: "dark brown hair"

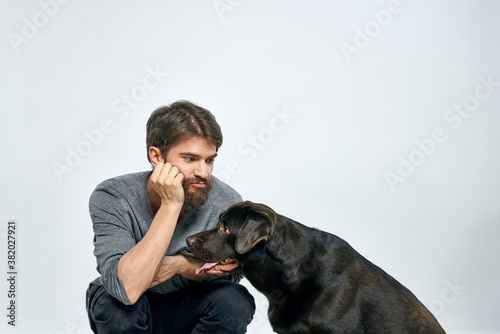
(146, 100), (223, 162)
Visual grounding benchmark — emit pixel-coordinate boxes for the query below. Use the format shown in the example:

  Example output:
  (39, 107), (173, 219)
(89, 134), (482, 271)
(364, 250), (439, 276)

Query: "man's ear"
(148, 146), (164, 166)
(235, 205), (275, 254)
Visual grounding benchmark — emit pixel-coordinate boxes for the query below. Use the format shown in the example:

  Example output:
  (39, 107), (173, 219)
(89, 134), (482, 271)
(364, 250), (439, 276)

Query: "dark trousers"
(86, 280), (256, 334)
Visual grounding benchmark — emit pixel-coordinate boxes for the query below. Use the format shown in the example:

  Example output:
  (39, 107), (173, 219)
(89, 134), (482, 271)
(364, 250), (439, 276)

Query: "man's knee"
(193, 280), (255, 334)
(206, 280), (256, 319)
(223, 283), (256, 331)
(217, 281), (255, 313)
(87, 285), (152, 334)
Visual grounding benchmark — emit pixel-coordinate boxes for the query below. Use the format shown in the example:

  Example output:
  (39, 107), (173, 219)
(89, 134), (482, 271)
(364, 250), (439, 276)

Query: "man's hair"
(146, 100), (223, 162)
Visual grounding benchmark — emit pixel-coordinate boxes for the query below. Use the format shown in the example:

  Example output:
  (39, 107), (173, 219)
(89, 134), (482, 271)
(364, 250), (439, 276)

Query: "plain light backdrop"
(1, 0), (499, 333)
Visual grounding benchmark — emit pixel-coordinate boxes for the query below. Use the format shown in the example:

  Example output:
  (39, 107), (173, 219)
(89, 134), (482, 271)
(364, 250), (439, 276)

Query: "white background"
(1, 0), (499, 333)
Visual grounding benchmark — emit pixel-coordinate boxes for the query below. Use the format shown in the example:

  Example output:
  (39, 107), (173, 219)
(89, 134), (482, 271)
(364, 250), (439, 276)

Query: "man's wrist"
(159, 200), (183, 210)
(179, 254), (204, 281)
(155, 202), (183, 219)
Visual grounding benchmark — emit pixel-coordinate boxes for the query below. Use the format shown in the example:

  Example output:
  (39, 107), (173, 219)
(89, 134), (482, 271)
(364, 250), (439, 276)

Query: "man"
(85, 101), (255, 333)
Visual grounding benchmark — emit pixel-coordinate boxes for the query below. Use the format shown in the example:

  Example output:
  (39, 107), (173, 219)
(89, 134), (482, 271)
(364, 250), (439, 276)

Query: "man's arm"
(148, 253), (205, 289)
(117, 162), (184, 304)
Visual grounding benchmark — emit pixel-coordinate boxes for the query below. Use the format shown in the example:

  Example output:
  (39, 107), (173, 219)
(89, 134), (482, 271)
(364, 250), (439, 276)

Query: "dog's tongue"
(196, 262), (218, 275)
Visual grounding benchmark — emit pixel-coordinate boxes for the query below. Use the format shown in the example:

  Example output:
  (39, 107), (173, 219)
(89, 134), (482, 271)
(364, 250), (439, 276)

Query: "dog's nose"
(186, 236), (200, 248)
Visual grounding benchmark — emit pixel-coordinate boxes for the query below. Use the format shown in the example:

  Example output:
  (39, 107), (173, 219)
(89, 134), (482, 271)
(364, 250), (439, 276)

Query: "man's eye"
(206, 158), (215, 164)
(184, 157), (195, 162)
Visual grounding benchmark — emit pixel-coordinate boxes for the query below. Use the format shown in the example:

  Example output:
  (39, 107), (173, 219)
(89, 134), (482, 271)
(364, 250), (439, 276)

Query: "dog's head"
(186, 201), (276, 277)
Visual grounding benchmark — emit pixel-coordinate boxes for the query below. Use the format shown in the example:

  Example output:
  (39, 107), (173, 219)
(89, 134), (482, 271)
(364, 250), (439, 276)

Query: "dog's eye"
(219, 224), (230, 234)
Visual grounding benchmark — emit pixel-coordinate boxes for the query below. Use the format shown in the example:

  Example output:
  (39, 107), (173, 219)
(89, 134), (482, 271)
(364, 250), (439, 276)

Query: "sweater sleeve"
(89, 186), (135, 305)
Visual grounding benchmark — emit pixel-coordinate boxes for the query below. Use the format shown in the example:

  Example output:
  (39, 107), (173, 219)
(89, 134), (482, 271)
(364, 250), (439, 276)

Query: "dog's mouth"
(195, 259), (240, 276)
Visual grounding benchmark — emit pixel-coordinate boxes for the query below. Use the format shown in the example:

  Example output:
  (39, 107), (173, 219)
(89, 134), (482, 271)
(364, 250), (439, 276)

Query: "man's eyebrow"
(179, 152), (218, 159)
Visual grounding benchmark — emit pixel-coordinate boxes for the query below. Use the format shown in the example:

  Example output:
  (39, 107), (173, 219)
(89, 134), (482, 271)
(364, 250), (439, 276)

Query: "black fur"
(187, 201), (446, 334)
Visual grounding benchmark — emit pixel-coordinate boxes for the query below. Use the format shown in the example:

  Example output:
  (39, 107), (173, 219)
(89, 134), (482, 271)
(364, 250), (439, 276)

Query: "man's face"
(164, 136), (217, 209)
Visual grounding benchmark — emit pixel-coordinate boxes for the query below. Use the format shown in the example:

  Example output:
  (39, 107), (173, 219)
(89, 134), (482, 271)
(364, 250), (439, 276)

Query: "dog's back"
(253, 214), (446, 333)
(187, 201), (446, 333)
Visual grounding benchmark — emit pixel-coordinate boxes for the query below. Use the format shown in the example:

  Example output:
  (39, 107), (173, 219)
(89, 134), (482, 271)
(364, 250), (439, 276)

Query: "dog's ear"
(235, 203), (276, 254)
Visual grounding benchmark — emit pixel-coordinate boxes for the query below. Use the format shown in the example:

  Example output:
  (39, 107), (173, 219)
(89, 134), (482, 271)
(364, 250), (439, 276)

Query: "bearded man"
(85, 101), (255, 334)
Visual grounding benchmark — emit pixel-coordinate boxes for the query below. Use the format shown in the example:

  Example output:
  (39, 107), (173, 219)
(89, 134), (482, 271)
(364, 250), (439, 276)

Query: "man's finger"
(169, 165), (179, 177)
(175, 172), (184, 184)
(157, 163), (174, 183)
(150, 161), (165, 181)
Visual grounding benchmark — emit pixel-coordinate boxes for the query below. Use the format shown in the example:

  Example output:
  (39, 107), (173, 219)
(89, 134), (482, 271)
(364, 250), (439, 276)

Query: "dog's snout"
(186, 235), (200, 248)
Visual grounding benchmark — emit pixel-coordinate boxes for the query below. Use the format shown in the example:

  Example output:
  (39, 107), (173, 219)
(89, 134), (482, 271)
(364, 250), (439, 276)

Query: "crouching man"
(85, 101), (255, 333)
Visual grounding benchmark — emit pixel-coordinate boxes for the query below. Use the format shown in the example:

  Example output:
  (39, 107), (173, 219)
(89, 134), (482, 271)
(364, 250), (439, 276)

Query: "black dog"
(186, 201), (446, 334)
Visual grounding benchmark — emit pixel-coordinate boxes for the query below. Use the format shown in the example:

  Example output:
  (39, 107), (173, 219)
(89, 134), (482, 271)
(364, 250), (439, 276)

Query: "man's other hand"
(150, 162), (185, 208)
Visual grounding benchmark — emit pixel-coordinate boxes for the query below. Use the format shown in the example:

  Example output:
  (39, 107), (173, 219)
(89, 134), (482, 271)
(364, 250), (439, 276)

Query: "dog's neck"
(242, 217), (325, 326)
(242, 216), (316, 298)
(265, 216), (308, 263)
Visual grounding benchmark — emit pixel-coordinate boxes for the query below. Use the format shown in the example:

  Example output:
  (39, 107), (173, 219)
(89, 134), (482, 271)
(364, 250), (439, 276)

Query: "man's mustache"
(183, 177), (212, 188)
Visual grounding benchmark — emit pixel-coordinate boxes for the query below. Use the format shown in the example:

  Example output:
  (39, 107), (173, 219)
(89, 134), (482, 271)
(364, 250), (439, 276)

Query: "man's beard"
(183, 177), (212, 210)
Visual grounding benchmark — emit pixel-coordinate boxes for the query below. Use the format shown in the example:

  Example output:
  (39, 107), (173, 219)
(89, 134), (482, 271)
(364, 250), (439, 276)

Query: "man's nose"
(194, 161), (209, 179)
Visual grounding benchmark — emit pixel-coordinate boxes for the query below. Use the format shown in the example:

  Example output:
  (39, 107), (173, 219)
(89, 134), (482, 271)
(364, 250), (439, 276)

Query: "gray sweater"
(88, 171), (243, 305)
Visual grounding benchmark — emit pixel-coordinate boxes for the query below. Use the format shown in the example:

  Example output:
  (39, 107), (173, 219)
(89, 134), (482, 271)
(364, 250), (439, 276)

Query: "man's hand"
(118, 162), (187, 304)
(150, 162), (185, 208)
(149, 254), (205, 288)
